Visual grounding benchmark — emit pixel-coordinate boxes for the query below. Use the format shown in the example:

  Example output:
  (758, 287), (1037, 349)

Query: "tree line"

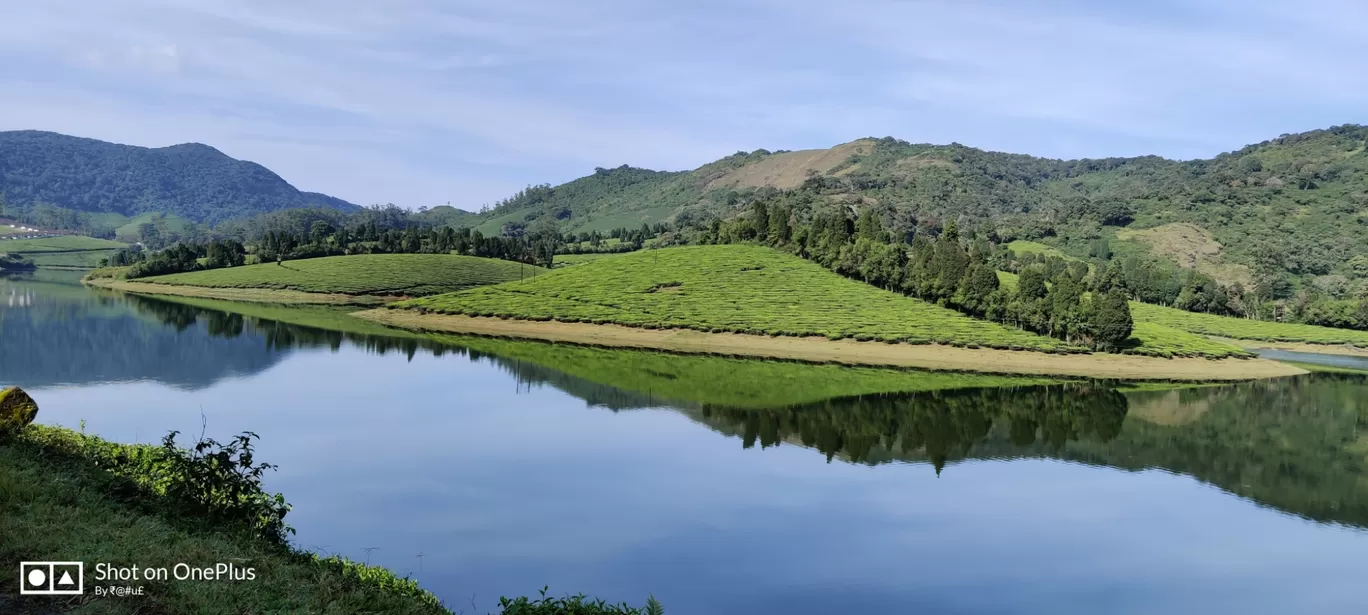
(696, 200), (1133, 350)
(698, 384), (1128, 472)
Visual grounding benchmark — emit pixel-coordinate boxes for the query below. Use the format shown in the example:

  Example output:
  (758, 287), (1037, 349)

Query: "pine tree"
(1093, 289), (1134, 350)
(769, 205), (791, 245)
(751, 201), (770, 242)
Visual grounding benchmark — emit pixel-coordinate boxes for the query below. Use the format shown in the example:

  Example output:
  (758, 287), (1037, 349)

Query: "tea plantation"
(397, 245), (1081, 352)
(142, 254), (542, 296)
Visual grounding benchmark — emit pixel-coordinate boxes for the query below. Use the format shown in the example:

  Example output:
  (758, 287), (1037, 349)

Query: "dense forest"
(0, 131), (357, 228)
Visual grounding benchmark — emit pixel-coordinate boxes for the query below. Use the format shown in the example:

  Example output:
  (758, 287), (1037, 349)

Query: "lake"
(3, 270), (1368, 614)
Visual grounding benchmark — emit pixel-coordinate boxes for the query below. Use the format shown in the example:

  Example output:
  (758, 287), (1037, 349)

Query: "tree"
(1093, 289), (1134, 351)
(957, 263), (1001, 315)
(751, 201), (770, 241)
(1018, 268), (1049, 300)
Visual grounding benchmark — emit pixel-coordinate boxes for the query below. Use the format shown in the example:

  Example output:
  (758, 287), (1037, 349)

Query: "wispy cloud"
(1, 0), (1364, 208)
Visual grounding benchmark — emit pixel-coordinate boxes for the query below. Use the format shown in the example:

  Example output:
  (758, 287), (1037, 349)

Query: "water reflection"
(7, 273), (1368, 613)
(88, 287), (1368, 532)
(0, 273), (286, 389)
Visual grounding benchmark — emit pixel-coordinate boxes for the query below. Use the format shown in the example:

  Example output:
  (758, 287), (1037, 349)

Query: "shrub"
(497, 588), (664, 615)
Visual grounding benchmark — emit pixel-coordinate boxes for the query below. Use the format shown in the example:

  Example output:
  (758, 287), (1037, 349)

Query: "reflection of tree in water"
(0, 286), (283, 390)
(129, 295), (672, 409)
(129, 295), (1368, 529)
(696, 385), (1129, 473)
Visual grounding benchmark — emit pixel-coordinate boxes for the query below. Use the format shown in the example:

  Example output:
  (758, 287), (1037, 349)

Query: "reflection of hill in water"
(0, 277), (287, 390)
(109, 291), (1368, 530)
(684, 378), (1368, 530)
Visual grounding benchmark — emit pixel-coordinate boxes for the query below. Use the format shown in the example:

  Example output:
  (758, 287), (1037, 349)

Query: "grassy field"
(0, 235), (129, 268)
(400, 245), (1091, 352)
(142, 254), (544, 296)
(1124, 322), (1250, 359)
(553, 252), (626, 267)
(114, 212), (194, 243)
(1006, 240), (1070, 259)
(1132, 302), (1368, 348)
(0, 235), (128, 252)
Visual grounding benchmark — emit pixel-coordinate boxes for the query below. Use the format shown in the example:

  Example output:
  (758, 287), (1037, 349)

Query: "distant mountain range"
(464, 125), (1368, 288)
(0, 130), (358, 224)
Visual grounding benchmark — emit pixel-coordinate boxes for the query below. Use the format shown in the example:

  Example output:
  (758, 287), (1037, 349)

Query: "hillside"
(394, 244), (1076, 352)
(136, 254), (542, 297)
(457, 125), (1368, 293)
(0, 235), (128, 267)
(0, 131), (359, 225)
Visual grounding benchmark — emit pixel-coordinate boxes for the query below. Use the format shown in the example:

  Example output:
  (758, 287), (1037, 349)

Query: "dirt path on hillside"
(355, 310), (1308, 381)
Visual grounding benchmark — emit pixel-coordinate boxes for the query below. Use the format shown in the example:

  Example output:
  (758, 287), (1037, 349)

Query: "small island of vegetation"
(361, 245), (1301, 381)
(86, 253), (545, 305)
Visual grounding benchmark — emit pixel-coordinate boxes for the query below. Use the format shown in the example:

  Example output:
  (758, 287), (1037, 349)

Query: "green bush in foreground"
(143, 253), (544, 296)
(499, 588), (664, 615)
(399, 245), (1080, 353)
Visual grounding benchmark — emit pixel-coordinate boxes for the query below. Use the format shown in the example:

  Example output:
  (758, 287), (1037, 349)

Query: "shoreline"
(1, 423), (452, 614)
(1218, 338), (1368, 359)
(355, 310), (1308, 381)
(85, 278), (401, 306)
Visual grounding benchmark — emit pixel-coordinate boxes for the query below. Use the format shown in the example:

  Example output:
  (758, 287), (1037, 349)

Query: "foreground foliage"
(399, 245), (1079, 352)
(142, 253), (543, 296)
(2, 423), (662, 614)
(1, 424), (448, 614)
(498, 589), (664, 615)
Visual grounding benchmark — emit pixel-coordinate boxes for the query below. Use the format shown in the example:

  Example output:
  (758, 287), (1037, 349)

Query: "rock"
(0, 386), (39, 432)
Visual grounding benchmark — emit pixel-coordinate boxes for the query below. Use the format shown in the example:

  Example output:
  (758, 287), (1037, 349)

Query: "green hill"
(1131, 302), (1368, 347)
(0, 235), (128, 268)
(397, 244), (1081, 352)
(141, 254), (542, 296)
(455, 125), (1368, 293)
(0, 130), (358, 225)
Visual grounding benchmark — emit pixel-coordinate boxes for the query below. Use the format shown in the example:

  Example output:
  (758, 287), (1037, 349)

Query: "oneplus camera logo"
(20, 562), (84, 595)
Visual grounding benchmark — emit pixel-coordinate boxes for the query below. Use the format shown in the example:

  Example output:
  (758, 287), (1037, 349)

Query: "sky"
(2, 0), (1365, 210)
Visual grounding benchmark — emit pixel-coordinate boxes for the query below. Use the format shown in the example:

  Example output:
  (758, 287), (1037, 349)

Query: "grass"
(397, 245), (1080, 352)
(114, 212), (193, 243)
(1006, 240), (1069, 258)
(1131, 302), (1368, 348)
(1275, 361), (1368, 375)
(1, 424), (452, 615)
(0, 236), (128, 252)
(553, 253), (626, 267)
(0, 235), (129, 269)
(140, 254), (544, 297)
(1123, 322), (1250, 359)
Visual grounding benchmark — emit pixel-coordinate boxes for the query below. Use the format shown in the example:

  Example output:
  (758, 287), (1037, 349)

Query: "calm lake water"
(4, 270), (1368, 614)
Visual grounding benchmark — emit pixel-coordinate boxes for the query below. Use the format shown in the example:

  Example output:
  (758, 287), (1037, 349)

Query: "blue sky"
(2, 0), (1365, 210)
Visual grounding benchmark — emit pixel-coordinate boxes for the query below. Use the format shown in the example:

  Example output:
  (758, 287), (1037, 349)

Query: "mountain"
(0, 131), (359, 225)
(465, 125), (1368, 290)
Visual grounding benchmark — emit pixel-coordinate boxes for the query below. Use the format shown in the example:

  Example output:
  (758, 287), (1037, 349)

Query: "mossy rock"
(0, 386), (39, 432)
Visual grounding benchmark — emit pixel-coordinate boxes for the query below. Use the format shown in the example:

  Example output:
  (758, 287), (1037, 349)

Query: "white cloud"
(1, 0), (1365, 208)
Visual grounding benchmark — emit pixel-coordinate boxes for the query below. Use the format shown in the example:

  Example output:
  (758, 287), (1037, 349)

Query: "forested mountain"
(0, 131), (358, 225)
(463, 125), (1368, 294)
